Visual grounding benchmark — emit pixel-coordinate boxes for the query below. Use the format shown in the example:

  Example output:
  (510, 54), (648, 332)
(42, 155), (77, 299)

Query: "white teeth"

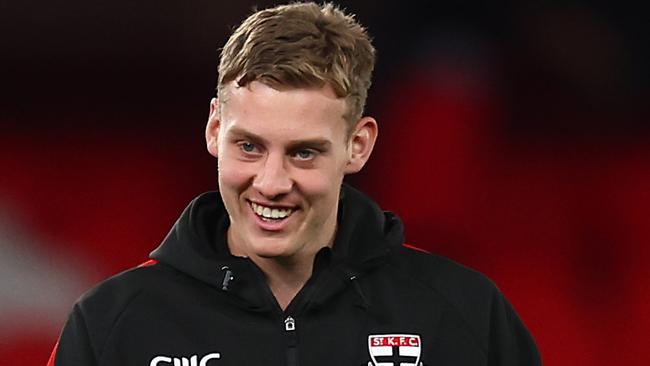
(250, 202), (293, 220)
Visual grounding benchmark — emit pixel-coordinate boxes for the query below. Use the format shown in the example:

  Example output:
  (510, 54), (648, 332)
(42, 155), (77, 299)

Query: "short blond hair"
(217, 2), (376, 127)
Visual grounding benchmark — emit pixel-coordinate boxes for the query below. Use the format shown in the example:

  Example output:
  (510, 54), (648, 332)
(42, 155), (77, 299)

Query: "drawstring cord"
(349, 274), (370, 309)
(347, 271), (376, 364)
(221, 266), (234, 291)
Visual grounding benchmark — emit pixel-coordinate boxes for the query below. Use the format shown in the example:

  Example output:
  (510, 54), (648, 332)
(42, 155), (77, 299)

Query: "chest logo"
(150, 353), (220, 366)
(368, 334), (421, 366)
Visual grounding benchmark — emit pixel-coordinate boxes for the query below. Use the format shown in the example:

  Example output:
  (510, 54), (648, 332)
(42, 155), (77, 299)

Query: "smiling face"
(206, 81), (377, 265)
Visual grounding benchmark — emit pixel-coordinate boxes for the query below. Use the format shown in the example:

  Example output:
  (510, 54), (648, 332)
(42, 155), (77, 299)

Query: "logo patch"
(368, 334), (421, 366)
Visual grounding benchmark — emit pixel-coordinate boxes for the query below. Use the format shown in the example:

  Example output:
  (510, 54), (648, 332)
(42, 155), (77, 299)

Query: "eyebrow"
(228, 126), (332, 150)
(228, 127), (268, 145)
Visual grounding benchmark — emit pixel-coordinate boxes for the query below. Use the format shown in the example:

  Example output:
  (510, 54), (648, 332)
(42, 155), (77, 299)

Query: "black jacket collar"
(150, 184), (404, 310)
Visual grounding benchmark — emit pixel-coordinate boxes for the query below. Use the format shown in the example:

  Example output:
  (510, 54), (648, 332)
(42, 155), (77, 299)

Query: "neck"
(226, 205), (339, 310)
(228, 231), (334, 310)
(255, 256), (314, 310)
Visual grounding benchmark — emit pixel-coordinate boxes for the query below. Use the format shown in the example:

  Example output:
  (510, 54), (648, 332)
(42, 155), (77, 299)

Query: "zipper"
(285, 316), (296, 332)
(245, 258), (336, 366)
(284, 316), (298, 366)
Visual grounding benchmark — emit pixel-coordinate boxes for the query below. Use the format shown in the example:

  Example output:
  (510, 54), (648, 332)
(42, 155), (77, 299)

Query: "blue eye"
(295, 149), (315, 160)
(240, 142), (256, 152)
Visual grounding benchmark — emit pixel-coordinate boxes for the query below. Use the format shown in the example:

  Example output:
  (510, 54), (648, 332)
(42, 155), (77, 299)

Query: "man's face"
(207, 81), (361, 263)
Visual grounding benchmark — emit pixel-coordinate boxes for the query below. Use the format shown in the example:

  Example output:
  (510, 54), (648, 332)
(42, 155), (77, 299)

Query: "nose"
(252, 153), (293, 198)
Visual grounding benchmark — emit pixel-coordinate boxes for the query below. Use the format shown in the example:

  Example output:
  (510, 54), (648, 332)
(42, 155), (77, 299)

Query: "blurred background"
(1, 0), (648, 364)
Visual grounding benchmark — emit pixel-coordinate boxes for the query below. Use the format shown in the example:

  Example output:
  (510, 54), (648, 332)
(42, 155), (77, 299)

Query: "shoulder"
(386, 244), (542, 364)
(389, 244), (499, 299)
(387, 244), (504, 346)
(78, 260), (164, 308)
(71, 261), (169, 343)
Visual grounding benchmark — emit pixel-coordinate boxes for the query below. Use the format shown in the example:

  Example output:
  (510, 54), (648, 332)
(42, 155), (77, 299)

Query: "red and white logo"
(368, 334), (421, 366)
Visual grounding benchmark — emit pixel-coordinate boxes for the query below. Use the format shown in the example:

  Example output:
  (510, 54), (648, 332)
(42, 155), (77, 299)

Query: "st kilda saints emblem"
(367, 334), (422, 366)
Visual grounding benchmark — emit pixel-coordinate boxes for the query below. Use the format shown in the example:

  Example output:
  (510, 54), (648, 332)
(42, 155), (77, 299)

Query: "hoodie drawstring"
(221, 266), (234, 291)
(349, 274), (370, 309)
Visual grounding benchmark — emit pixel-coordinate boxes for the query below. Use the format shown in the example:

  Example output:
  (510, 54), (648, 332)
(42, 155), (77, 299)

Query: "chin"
(250, 237), (295, 259)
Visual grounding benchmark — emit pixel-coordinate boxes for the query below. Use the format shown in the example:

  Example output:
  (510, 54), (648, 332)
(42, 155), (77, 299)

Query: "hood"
(150, 184), (404, 309)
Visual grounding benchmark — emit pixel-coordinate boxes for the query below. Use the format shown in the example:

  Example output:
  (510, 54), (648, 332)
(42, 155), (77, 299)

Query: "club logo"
(367, 334), (421, 366)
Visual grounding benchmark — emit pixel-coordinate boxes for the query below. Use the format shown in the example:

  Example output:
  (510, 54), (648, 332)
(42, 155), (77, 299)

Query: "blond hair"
(217, 2), (376, 127)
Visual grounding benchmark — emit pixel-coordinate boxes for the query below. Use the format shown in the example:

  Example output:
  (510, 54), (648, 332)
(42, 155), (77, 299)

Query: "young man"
(50, 2), (541, 366)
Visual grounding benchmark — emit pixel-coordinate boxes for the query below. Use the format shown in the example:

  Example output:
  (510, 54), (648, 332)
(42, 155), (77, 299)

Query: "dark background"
(1, 1), (648, 364)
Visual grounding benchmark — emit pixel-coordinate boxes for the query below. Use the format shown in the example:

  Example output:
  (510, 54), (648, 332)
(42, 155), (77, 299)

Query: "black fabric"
(54, 184), (541, 366)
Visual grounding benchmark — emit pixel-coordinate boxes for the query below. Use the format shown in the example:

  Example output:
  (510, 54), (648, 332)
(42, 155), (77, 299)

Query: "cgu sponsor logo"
(150, 353), (220, 366)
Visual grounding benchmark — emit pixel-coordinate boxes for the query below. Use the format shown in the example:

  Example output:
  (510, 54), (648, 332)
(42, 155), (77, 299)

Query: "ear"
(344, 116), (378, 174)
(205, 98), (220, 158)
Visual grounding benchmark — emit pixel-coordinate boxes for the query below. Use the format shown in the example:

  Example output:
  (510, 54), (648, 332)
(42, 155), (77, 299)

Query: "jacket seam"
(385, 260), (489, 360)
(74, 303), (100, 364)
(96, 282), (146, 364)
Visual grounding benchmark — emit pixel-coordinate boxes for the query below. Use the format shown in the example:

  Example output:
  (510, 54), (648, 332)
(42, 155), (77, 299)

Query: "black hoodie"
(51, 185), (541, 366)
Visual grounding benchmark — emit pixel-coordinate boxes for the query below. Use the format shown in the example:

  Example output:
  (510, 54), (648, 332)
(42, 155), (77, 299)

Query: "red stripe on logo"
(370, 336), (420, 347)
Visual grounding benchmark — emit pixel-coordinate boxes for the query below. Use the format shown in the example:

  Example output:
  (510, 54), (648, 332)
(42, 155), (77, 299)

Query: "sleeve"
(48, 303), (99, 366)
(487, 291), (542, 366)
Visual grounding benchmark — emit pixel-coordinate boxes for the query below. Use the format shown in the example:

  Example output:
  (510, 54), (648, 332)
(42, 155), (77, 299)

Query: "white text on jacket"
(150, 353), (220, 366)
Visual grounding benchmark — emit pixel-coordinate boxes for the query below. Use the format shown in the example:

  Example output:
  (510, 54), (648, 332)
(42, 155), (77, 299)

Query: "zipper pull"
(284, 316), (296, 331)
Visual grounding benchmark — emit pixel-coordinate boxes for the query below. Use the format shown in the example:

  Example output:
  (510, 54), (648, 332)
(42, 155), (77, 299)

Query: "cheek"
(297, 167), (344, 208)
(218, 156), (256, 189)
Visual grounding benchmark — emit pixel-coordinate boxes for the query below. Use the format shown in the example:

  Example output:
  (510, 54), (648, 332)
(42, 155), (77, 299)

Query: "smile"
(249, 201), (295, 221)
